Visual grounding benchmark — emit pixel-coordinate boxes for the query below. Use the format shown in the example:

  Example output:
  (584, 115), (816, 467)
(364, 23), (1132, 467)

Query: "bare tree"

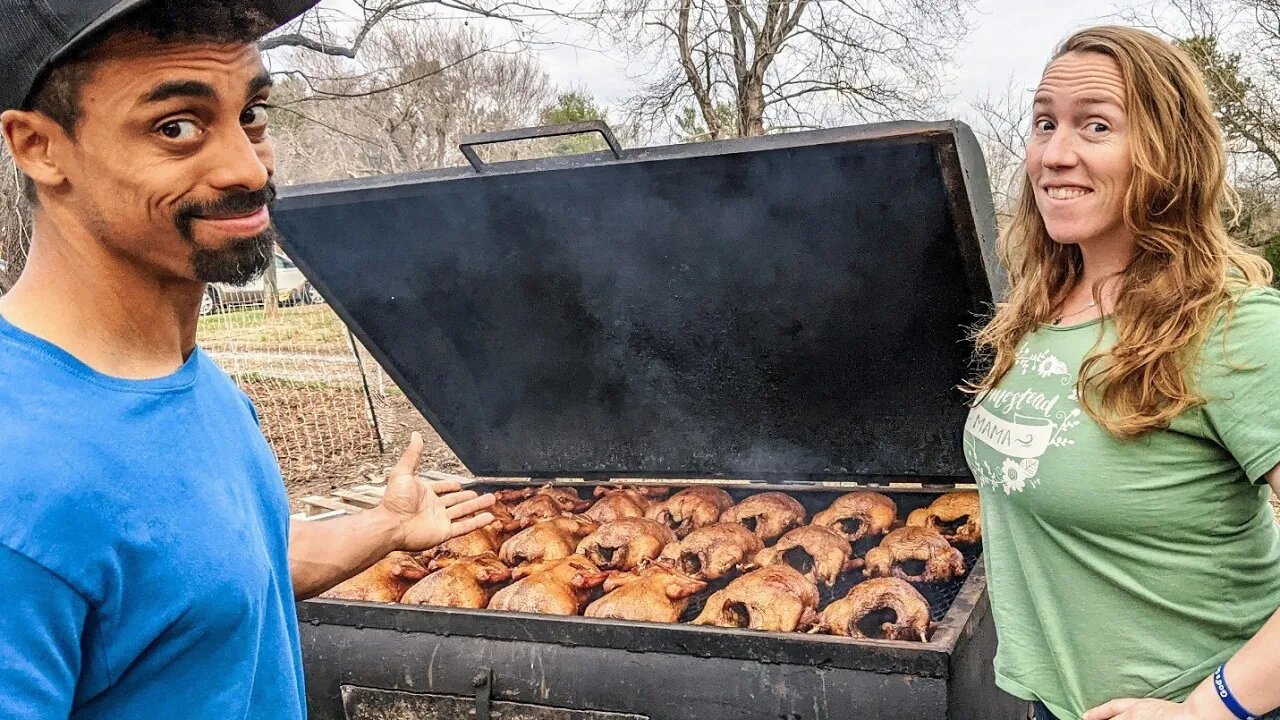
(1125, 0), (1280, 271)
(969, 81), (1030, 223)
(270, 23), (554, 183)
(581, 0), (975, 140)
(261, 0), (531, 58)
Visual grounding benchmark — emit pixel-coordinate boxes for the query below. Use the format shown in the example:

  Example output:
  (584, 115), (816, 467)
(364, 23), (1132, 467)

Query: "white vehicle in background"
(200, 251), (323, 315)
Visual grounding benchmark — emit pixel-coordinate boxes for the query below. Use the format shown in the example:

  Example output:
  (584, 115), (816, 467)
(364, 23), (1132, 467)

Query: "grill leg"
(472, 668), (493, 720)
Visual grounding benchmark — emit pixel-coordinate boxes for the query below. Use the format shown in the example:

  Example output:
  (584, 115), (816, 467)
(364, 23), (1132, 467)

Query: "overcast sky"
(317, 0), (1140, 124)
(529, 0), (1129, 120)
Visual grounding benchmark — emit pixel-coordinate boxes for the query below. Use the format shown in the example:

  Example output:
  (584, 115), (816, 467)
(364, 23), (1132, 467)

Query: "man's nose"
(206, 127), (271, 193)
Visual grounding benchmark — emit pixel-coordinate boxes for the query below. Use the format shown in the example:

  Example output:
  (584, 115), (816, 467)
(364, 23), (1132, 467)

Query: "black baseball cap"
(1, 0), (319, 112)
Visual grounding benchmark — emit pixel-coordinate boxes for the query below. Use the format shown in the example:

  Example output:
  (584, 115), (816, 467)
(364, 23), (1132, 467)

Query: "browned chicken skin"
(576, 518), (676, 571)
(586, 487), (654, 523)
(691, 564), (820, 632)
(400, 553), (511, 609)
(502, 486), (592, 528)
(864, 527), (966, 584)
(320, 551), (428, 603)
(658, 522), (763, 580)
(812, 491), (898, 544)
(811, 577), (931, 641)
(720, 492), (806, 544)
(420, 526), (504, 562)
(487, 555), (606, 615)
(751, 524), (854, 587)
(499, 515), (599, 566)
(484, 501), (522, 535)
(906, 491), (982, 544)
(645, 486), (735, 538)
(584, 561), (707, 623)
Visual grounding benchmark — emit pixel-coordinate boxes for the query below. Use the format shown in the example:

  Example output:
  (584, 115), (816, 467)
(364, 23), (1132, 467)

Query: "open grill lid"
(272, 120), (1002, 481)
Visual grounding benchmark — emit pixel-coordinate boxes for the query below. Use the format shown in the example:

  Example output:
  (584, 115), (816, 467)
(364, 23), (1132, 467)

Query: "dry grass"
(199, 304), (351, 356)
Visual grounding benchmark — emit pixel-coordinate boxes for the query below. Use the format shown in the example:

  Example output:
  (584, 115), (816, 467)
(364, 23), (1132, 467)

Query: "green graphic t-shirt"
(964, 287), (1280, 720)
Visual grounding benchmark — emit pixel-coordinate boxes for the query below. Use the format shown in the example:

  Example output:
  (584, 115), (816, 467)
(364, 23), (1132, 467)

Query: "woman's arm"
(288, 433), (495, 601)
(1084, 462), (1280, 720)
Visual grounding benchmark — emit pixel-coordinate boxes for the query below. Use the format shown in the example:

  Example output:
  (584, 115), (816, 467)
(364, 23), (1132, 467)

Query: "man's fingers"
(390, 432), (425, 479)
(447, 512), (496, 539)
(428, 479), (463, 495)
(1082, 699), (1139, 720)
(447, 495), (496, 520)
(437, 490), (479, 508)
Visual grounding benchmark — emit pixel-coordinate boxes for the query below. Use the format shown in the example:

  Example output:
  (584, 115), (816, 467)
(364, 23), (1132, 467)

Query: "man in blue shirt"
(0, 1), (496, 717)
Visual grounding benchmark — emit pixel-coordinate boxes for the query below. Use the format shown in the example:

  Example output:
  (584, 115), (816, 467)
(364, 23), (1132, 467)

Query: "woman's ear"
(1, 109), (70, 199)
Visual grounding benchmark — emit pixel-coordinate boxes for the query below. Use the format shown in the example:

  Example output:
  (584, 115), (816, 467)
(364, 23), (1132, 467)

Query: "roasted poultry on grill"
(646, 486), (735, 538)
(400, 553), (511, 609)
(812, 491), (897, 544)
(691, 564), (820, 632)
(810, 577), (931, 641)
(584, 561), (707, 623)
(501, 486), (592, 528)
(906, 491), (981, 544)
(485, 501), (520, 534)
(487, 555), (606, 615)
(420, 526), (505, 562)
(586, 487), (656, 523)
(720, 492), (806, 544)
(750, 524), (854, 587)
(576, 518), (677, 571)
(658, 522), (763, 580)
(499, 515), (599, 567)
(864, 527), (965, 584)
(320, 551), (428, 603)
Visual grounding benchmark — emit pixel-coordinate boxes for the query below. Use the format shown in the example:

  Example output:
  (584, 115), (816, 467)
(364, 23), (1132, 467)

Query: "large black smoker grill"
(274, 121), (1025, 720)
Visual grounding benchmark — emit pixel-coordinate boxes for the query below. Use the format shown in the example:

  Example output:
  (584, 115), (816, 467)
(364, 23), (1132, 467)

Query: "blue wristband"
(1213, 664), (1259, 720)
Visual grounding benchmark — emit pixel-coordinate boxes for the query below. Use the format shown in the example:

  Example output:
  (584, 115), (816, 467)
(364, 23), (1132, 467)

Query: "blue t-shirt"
(0, 313), (305, 719)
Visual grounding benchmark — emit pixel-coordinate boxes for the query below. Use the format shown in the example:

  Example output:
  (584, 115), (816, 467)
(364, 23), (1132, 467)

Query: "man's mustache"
(175, 183), (277, 227)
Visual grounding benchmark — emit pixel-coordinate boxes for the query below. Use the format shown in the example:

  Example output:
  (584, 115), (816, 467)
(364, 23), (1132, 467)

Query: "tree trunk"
(740, 80), (767, 136)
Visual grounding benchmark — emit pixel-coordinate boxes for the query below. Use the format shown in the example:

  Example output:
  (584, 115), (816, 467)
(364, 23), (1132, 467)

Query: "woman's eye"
(241, 105), (269, 128)
(159, 120), (200, 141)
(1087, 122), (1110, 133)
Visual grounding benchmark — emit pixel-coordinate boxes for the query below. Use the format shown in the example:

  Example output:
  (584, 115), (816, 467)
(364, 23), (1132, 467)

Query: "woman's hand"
(1085, 686), (1235, 720)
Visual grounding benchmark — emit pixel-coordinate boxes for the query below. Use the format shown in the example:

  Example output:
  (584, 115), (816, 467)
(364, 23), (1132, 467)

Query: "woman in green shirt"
(964, 26), (1280, 720)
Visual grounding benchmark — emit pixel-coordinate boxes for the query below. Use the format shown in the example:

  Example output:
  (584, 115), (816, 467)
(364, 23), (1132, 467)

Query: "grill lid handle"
(459, 120), (623, 172)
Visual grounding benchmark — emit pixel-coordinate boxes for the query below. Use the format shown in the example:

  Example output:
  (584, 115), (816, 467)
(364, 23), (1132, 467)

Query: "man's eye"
(1034, 119), (1055, 133)
(159, 120), (200, 140)
(241, 105), (269, 128)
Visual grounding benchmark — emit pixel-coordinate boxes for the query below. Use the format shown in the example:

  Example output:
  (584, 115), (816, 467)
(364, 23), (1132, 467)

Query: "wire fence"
(198, 298), (423, 496)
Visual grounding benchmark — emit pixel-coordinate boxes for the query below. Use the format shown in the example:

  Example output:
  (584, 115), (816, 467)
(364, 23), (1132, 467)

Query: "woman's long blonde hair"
(968, 26), (1274, 439)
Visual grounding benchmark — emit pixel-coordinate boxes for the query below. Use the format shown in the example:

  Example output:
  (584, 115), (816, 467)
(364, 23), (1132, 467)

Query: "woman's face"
(1026, 51), (1133, 249)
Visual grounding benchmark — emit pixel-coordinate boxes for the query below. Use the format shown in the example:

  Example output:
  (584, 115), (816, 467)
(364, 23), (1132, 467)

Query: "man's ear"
(1, 109), (70, 195)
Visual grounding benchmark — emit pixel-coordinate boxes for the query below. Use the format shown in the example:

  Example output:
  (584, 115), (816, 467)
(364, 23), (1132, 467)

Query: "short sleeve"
(0, 544), (87, 718)
(1197, 287), (1280, 484)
